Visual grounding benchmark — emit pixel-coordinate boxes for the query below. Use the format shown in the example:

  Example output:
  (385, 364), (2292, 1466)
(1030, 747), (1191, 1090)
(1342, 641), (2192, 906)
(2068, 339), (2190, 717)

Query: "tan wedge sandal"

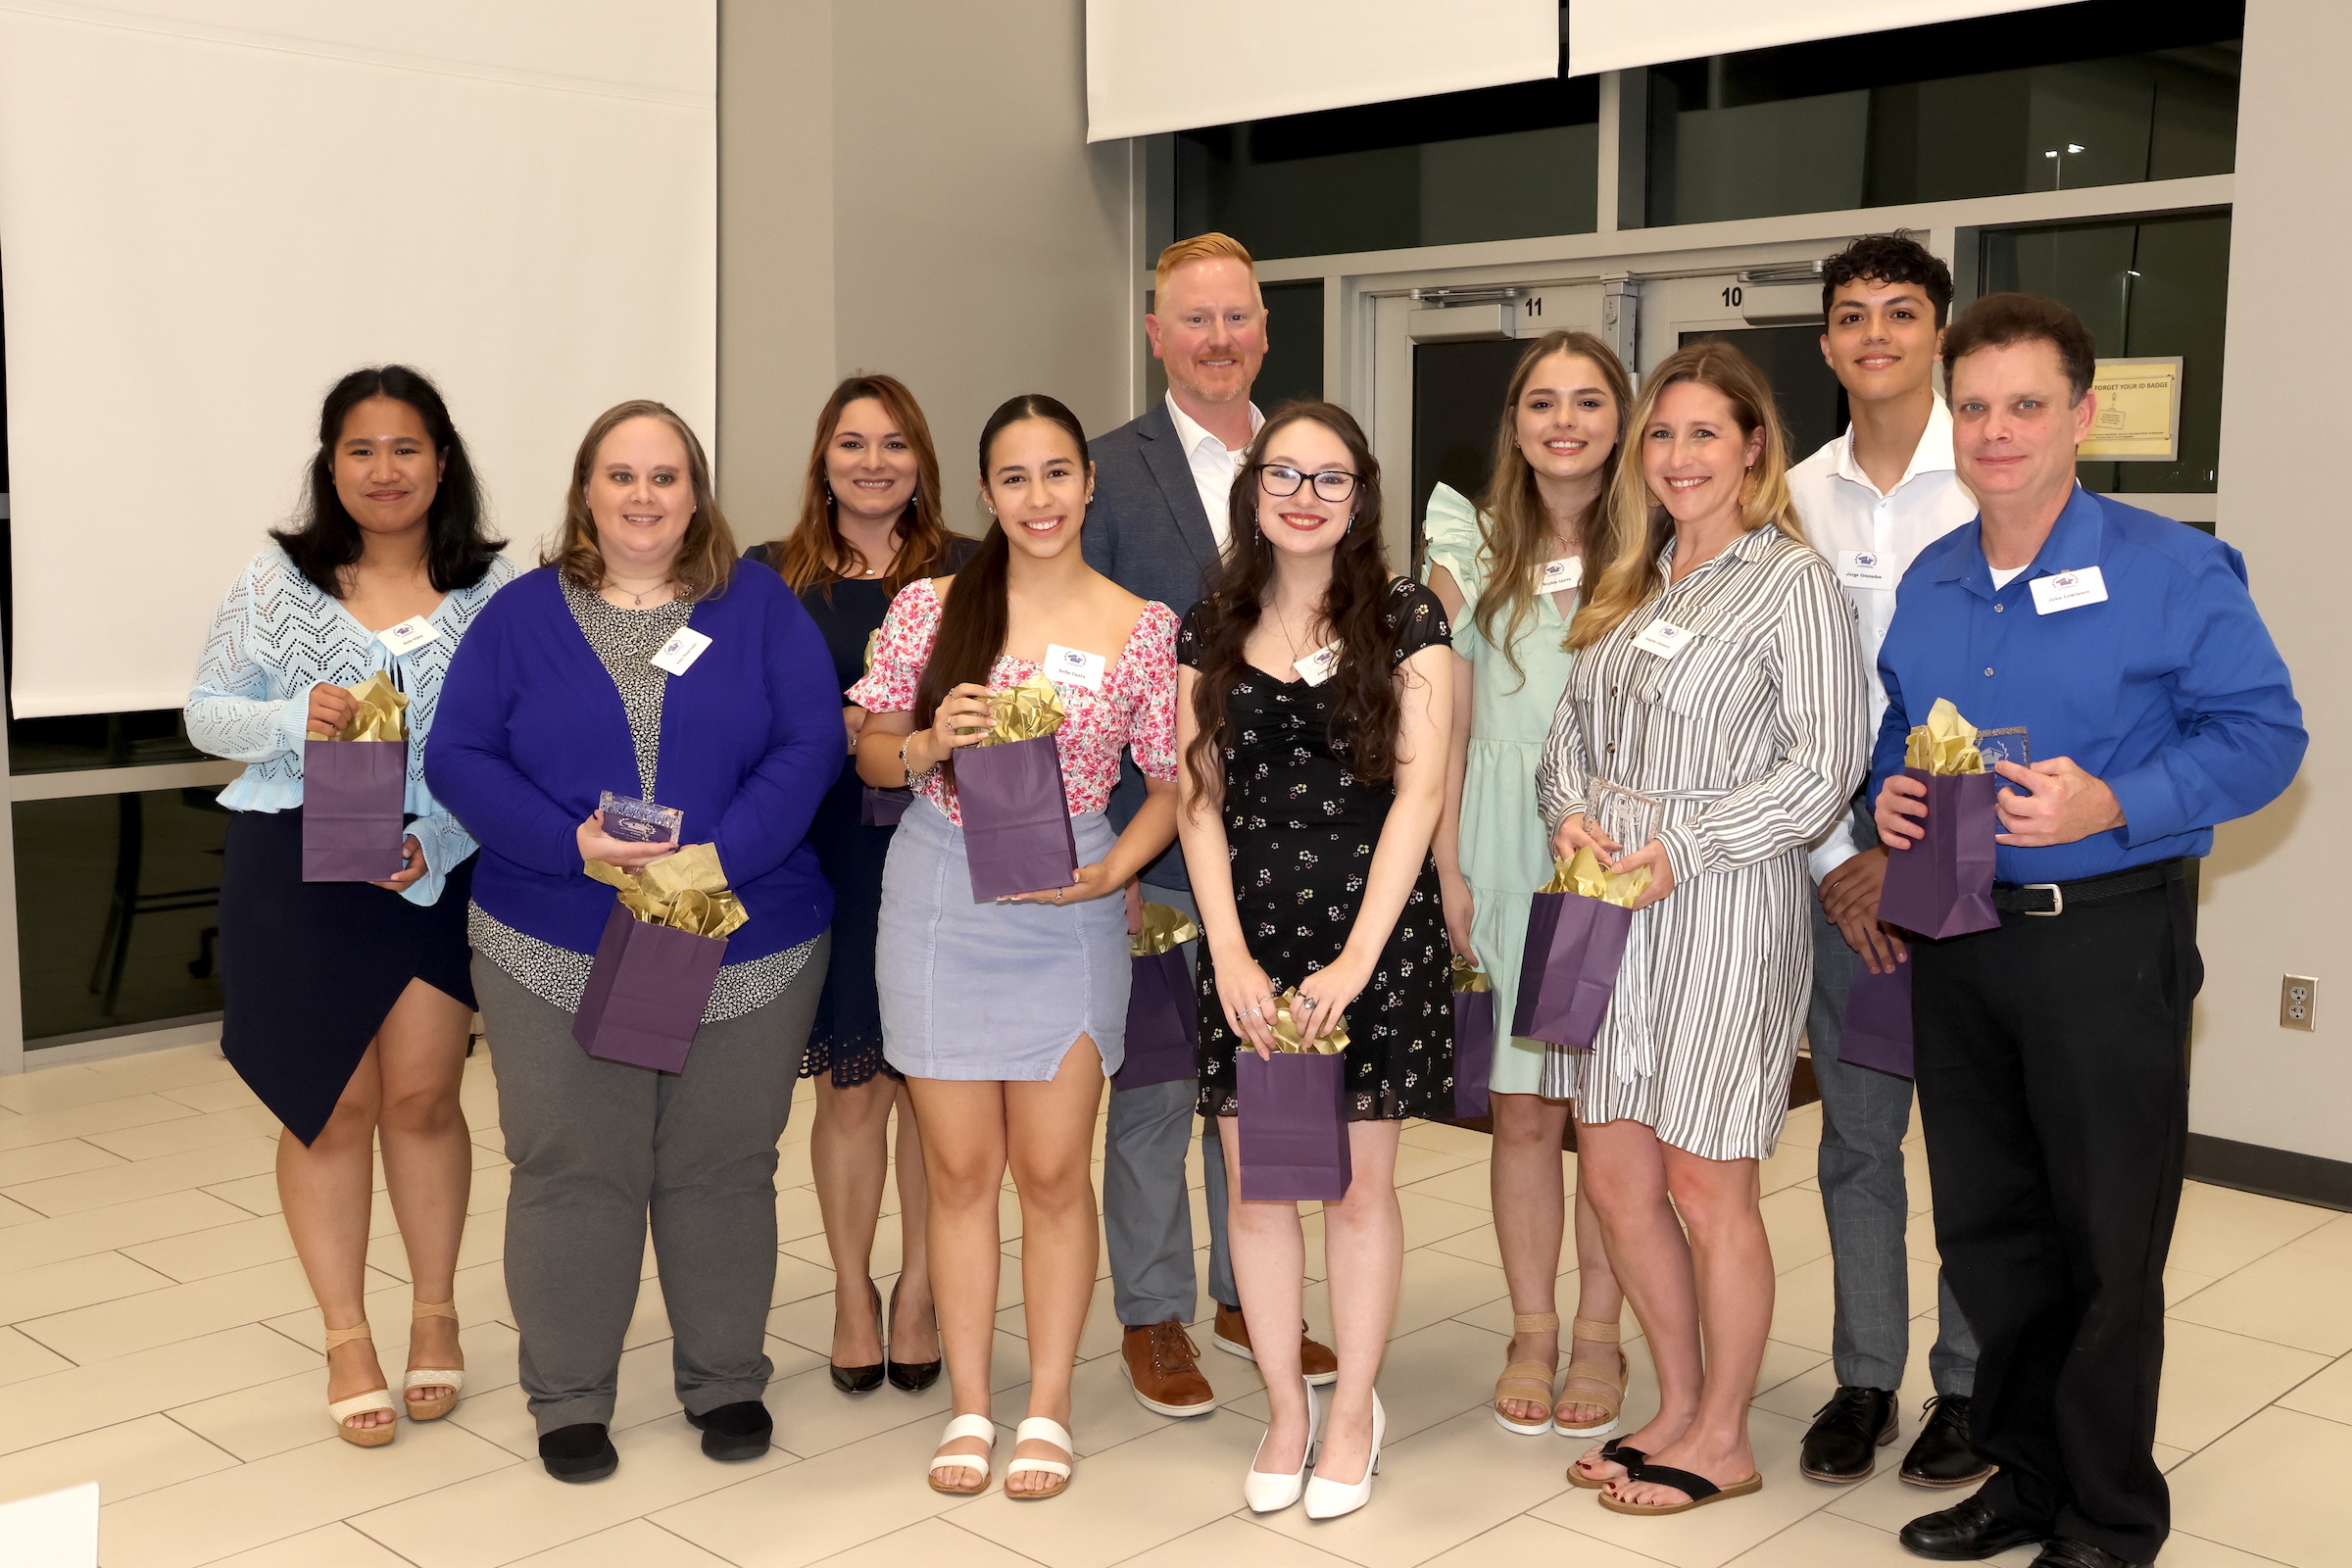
(404, 1299), (466, 1421)
(1554, 1315), (1626, 1439)
(1494, 1311), (1560, 1437)
(323, 1323), (397, 1447)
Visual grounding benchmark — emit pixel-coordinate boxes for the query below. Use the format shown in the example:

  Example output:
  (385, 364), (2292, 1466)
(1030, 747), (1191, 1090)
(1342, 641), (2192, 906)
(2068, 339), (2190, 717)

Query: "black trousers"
(1911, 867), (2199, 1564)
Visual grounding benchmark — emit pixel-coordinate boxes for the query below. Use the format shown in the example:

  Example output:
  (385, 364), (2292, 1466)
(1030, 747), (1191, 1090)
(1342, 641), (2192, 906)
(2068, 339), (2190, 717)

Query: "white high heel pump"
(1302, 1389), (1384, 1519)
(1244, 1378), (1320, 1513)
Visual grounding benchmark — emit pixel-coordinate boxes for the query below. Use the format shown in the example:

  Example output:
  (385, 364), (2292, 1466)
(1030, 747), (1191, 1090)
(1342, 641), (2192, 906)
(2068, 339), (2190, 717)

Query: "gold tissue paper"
(1539, 846), (1653, 907)
(585, 843), (750, 939)
(1903, 697), (1984, 775)
(972, 674), (1066, 745)
(1450, 956), (1491, 994)
(1269, 988), (1349, 1054)
(1131, 904), (1200, 958)
(333, 672), (409, 743)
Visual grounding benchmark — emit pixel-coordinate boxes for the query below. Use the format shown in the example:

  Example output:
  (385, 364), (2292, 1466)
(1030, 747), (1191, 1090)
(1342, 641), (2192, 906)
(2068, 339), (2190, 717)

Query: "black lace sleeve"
(1384, 578), (1452, 665)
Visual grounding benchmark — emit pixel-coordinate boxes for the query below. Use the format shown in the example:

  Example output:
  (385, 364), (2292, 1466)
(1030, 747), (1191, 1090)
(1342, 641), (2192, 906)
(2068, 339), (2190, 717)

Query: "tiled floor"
(2, 1041), (2348, 1567)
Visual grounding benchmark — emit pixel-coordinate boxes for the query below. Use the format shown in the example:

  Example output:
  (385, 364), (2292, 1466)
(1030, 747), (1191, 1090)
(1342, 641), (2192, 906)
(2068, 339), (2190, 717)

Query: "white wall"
(718, 0), (1131, 551)
(2192, 0), (2346, 1160)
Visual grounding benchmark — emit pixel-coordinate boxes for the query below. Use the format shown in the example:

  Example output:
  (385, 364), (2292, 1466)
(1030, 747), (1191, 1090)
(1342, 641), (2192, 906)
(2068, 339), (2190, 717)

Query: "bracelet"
(900, 737), (920, 786)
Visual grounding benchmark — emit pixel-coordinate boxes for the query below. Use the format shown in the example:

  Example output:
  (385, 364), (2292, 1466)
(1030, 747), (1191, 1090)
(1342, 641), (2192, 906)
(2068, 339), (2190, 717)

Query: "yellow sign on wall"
(2082, 357), (2183, 461)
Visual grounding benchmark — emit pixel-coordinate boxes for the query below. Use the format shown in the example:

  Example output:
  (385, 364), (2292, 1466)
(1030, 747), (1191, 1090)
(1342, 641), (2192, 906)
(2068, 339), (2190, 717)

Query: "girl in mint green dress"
(1422, 330), (1638, 1441)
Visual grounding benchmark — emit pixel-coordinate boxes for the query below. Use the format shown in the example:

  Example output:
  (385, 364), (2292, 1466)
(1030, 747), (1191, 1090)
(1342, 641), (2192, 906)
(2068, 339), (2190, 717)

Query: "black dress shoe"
(1800, 1384), (1898, 1483)
(1899, 1494), (2047, 1560)
(539, 1422), (618, 1483)
(1901, 1395), (1993, 1488)
(884, 1278), (941, 1392)
(2031, 1541), (2143, 1568)
(830, 1278), (885, 1394)
(685, 1399), (773, 1461)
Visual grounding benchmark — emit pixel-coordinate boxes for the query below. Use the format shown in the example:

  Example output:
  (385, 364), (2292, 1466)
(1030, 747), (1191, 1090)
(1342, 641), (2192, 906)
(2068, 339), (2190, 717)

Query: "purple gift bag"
(1838, 958), (1914, 1079)
(955, 736), (1079, 902)
(1236, 1051), (1353, 1201)
(1511, 891), (1634, 1052)
(860, 785), (911, 827)
(1451, 969), (1494, 1118)
(571, 903), (728, 1073)
(1876, 767), (2000, 939)
(1115, 947), (1198, 1091)
(301, 738), (410, 881)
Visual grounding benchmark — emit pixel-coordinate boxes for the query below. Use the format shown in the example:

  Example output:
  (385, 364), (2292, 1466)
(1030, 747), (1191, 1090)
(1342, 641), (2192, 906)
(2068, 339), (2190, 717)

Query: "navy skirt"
(219, 808), (476, 1145)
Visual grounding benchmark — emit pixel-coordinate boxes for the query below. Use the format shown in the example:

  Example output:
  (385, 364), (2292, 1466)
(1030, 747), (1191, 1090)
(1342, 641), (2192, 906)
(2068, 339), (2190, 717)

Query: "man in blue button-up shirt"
(1871, 295), (2303, 1568)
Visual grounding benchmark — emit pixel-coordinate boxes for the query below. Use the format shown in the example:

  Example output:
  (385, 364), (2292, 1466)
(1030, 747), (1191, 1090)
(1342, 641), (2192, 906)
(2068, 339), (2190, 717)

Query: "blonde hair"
(1567, 341), (1805, 650)
(547, 400), (739, 603)
(1154, 231), (1258, 300)
(1468, 331), (1634, 687)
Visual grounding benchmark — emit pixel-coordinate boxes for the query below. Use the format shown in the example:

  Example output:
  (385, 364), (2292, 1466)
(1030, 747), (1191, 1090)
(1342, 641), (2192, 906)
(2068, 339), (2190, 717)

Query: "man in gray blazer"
(1084, 232), (1337, 1416)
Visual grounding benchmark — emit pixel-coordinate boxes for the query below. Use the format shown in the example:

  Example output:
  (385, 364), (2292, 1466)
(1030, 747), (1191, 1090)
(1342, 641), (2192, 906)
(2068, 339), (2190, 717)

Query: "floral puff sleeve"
(1124, 602), (1183, 782)
(845, 579), (941, 713)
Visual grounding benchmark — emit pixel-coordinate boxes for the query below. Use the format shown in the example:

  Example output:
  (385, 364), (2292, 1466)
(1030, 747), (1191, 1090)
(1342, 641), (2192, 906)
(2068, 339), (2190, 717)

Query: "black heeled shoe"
(885, 1277), (941, 1393)
(829, 1278), (884, 1395)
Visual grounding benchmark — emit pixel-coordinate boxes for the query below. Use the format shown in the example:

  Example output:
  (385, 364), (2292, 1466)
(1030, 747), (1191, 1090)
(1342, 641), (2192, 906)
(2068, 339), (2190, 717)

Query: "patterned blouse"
(466, 578), (816, 1023)
(845, 577), (1182, 826)
(185, 545), (517, 906)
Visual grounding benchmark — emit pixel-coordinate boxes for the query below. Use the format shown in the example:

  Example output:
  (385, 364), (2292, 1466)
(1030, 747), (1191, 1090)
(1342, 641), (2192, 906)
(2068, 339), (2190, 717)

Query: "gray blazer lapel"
(1137, 405), (1222, 570)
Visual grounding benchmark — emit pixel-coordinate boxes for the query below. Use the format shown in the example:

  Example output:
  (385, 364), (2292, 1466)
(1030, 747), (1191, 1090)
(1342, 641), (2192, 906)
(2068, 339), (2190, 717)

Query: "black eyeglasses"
(1254, 464), (1359, 503)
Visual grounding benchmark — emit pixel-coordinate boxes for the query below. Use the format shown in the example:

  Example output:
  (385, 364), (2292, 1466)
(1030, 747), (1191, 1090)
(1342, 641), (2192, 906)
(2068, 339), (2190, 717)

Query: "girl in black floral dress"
(1174, 402), (1454, 1521)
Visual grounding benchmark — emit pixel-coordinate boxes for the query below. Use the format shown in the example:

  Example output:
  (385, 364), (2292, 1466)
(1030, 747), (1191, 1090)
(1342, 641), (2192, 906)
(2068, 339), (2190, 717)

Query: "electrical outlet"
(2281, 975), (2317, 1032)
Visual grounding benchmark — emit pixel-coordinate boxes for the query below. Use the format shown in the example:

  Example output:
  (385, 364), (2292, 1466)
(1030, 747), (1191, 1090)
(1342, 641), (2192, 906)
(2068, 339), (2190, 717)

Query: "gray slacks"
(478, 937), (826, 1433)
(1809, 826), (1976, 1397)
(1104, 883), (1236, 1325)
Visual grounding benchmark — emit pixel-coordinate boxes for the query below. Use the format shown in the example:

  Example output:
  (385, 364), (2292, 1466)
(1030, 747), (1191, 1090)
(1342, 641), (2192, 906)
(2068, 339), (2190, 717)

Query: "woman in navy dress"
(746, 374), (972, 1393)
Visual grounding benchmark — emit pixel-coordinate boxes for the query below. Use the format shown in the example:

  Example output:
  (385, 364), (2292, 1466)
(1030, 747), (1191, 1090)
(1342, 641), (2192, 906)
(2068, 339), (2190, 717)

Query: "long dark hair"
(767, 373), (952, 599)
(270, 365), (502, 598)
(911, 393), (1091, 751)
(1184, 401), (1404, 806)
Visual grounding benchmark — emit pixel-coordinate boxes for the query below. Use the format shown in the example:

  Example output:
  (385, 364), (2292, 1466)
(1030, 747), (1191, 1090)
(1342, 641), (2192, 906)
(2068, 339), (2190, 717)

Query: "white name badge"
(1293, 642), (1343, 686)
(1043, 643), (1105, 692)
(376, 617), (438, 656)
(1630, 618), (1692, 660)
(1538, 556), (1584, 595)
(2029, 565), (2109, 615)
(1838, 550), (1896, 590)
(650, 626), (712, 675)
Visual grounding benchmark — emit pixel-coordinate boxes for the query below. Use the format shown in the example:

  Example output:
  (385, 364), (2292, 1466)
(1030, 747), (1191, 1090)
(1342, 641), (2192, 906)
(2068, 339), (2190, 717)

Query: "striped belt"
(1991, 858), (2185, 917)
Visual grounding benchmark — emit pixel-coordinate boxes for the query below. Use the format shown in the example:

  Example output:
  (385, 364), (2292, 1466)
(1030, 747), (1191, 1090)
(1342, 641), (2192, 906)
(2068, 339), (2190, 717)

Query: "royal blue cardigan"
(425, 562), (837, 960)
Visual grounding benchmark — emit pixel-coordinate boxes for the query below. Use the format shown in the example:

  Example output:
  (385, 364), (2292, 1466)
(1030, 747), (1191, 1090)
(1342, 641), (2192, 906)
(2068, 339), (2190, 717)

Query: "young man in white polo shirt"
(1788, 234), (1985, 1490)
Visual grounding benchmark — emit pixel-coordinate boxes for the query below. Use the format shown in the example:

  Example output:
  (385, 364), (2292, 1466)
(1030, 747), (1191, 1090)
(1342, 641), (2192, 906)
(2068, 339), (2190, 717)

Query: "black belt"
(1991, 858), (2185, 916)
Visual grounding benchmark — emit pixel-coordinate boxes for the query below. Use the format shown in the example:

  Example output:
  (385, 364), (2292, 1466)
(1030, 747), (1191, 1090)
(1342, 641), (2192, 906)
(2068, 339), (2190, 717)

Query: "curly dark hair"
(1820, 233), (1954, 327)
(271, 365), (503, 599)
(1182, 401), (1408, 806)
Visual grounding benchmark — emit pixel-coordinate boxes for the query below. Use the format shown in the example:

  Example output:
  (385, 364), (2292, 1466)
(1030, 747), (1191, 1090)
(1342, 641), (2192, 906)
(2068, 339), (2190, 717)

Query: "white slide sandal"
(927, 1413), (998, 1495)
(1005, 1416), (1074, 1500)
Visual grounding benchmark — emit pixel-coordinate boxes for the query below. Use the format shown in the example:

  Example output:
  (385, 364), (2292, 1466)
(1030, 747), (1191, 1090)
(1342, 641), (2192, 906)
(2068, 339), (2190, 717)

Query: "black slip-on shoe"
(1800, 1385), (1899, 1483)
(686, 1399), (773, 1461)
(1899, 1494), (2048, 1560)
(2030, 1541), (2144, 1568)
(539, 1422), (618, 1484)
(1901, 1395), (1994, 1488)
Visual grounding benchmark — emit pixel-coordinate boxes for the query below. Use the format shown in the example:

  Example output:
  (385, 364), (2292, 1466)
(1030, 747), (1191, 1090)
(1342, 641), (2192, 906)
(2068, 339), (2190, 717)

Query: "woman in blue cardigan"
(428, 401), (839, 1484)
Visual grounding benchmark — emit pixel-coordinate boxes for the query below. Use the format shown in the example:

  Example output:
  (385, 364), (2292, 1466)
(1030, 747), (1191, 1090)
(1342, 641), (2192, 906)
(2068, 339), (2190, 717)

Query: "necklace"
(1269, 597), (1314, 663)
(604, 575), (670, 608)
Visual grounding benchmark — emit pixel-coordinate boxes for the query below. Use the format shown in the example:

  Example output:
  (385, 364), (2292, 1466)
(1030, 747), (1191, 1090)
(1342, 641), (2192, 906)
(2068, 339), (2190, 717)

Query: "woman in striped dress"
(1536, 342), (1864, 1517)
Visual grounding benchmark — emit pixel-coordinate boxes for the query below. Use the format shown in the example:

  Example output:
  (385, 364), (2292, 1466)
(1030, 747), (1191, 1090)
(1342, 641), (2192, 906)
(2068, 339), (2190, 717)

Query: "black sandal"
(1568, 1438), (1645, 1490)
(1597, 1461), (1762, 1516)
(885, 1277), (941, 1393)
(829, 1279), (884, 1395)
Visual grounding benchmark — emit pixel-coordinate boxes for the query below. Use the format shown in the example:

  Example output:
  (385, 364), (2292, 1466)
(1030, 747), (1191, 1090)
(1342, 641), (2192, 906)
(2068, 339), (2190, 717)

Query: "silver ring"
(1245, 1005), (1260, 1017)
(1298, 996), (1316, 1009)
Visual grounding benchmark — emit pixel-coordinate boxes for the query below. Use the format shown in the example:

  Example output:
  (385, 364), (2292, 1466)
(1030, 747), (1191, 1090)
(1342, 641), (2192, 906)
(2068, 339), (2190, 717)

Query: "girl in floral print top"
(850, 394), (1179, 1501)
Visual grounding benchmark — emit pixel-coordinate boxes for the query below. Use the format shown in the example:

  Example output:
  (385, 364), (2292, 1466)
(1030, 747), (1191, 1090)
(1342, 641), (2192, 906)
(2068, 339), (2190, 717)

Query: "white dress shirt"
(1788, 395), (1978, 881)
(1163, 392), (1262, 551)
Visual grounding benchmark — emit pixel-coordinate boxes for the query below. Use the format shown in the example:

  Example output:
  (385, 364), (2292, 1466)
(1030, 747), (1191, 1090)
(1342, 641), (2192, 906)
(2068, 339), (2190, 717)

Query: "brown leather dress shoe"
(1211, 1303), (1339, 1387)
(1121, 1320), (1214, 1416)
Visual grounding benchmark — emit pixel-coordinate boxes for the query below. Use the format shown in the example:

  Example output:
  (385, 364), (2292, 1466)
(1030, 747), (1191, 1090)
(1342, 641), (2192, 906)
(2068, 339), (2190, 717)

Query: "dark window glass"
(18, 788), (227, 1048)
(1175, 75), (1598, 261)
(1638, 0), (2240, 227)
(1142, 278), (1324, 419)
(1980, 209), (2230, 495)
(1410, 339), (1524, 554)
(10, 710), (209, 774)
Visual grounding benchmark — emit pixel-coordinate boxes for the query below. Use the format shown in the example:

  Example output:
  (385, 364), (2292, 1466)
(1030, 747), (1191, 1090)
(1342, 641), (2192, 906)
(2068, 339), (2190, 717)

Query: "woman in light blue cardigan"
(427, 400), (839, 1484)
(187, 366), (513, 1447)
